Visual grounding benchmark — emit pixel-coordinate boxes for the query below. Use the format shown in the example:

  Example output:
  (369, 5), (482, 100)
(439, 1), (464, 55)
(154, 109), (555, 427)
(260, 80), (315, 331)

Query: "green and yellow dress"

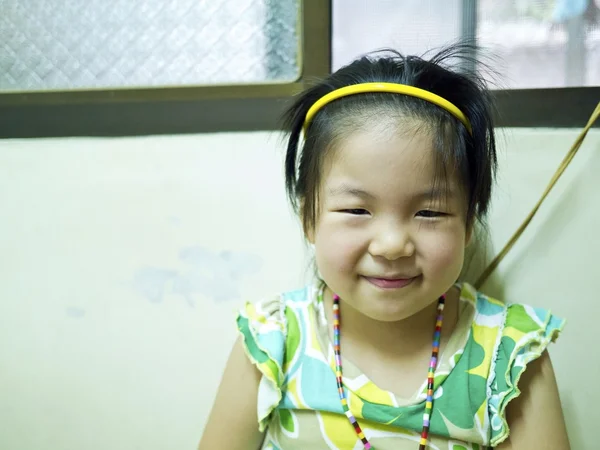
(237, 282), (564, 449)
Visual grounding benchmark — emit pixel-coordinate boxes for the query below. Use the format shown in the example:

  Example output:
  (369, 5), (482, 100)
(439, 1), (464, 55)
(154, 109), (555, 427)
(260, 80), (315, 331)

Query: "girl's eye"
(342, 208), (370, 216)
(416, 210), (445, 218)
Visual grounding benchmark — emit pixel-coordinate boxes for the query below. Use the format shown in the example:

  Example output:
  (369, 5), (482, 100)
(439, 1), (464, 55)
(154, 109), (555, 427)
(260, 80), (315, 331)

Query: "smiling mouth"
(363, 275), (419, 289)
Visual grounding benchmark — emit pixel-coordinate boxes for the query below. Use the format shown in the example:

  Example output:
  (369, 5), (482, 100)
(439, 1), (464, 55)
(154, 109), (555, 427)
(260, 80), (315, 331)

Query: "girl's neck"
(322, 284), (460, 359)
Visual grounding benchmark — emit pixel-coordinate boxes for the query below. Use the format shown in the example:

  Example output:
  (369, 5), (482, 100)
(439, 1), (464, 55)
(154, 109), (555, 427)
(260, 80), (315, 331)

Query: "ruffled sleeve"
(488, 303), (565, 446)
(236, 295), (287, 432)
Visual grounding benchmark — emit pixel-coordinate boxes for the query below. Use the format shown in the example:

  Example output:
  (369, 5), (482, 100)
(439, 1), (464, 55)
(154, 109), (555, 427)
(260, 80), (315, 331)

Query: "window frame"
(0, 0), (331, 138)
(2, 0), (597, 138)
(492, 87), (600, 128)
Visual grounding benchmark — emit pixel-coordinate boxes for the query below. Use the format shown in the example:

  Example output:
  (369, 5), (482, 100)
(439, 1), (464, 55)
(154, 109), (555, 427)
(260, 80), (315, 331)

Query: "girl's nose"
(368, 222), (415, 261)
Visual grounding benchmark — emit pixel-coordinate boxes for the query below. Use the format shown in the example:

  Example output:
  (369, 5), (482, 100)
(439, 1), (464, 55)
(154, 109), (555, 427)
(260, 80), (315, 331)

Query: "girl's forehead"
(324, 130), (438, 181)
(320, 128), (464, 200)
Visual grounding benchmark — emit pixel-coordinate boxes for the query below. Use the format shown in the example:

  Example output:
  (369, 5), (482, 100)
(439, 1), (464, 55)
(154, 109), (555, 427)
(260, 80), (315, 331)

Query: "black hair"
(283, 43), (497, 234)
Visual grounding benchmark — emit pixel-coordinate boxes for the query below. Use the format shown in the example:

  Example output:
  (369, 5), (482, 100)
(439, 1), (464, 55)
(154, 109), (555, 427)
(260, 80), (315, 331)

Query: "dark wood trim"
(493, 87), (600, 128)
(0, 96), (299, 137)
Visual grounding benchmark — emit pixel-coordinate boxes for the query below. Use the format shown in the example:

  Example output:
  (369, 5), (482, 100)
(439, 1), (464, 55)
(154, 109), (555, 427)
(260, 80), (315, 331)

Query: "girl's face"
(308, 125), (470, 322)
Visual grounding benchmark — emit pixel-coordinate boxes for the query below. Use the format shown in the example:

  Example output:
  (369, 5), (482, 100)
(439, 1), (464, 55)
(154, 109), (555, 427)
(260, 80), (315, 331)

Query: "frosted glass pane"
(0, 0), (300, 92)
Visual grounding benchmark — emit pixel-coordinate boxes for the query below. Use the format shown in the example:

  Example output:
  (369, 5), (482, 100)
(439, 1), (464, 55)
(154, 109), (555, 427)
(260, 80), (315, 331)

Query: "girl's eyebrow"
(327, 184), (376, 200)
(328, 184), (456, 201)
(415, 188), (457, 201)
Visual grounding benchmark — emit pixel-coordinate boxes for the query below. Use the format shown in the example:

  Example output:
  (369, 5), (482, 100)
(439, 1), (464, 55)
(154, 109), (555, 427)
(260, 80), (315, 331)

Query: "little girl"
(199, 45), (570, 450)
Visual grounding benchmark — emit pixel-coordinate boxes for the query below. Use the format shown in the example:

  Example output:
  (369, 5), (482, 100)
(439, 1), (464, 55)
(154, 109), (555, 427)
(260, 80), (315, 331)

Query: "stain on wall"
(65, 307), (87, 318)
(133, 246), (262, 306)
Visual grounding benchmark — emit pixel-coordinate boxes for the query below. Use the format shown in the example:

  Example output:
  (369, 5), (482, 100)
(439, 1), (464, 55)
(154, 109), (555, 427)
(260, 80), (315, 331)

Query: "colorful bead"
(332, 293), (445, 450)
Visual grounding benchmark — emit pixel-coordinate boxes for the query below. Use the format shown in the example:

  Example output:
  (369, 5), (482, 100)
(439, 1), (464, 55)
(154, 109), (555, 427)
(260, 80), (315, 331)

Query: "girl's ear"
(305, 227), (315, 244)
(465, 221), (474, 247)
(300, 201), (316, 244)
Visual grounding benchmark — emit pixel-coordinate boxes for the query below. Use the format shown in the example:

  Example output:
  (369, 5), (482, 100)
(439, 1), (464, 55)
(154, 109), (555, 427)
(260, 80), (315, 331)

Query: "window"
(332, 0), (600, 127)
(0, 0), (330, 137)
(478, 0), (599, 89)
(333, 0), (464, 72)
(1, 0), (300, 91)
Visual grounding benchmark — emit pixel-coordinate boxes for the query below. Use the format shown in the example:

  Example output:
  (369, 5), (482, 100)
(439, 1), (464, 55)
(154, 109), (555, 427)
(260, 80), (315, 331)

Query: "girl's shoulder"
(236, 283), (320, 345)
(458, 282), (565, 347)
(455, 282), (566, 446)
(235, 283), (321, 431)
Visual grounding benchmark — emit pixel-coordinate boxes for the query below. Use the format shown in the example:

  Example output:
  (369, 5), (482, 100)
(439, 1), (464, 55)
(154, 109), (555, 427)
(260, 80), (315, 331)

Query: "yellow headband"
(303, 82), (473, 135)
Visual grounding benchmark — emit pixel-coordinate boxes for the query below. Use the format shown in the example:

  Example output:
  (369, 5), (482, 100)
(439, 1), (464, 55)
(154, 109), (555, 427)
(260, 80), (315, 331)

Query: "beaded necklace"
(332, 294), (446, 450)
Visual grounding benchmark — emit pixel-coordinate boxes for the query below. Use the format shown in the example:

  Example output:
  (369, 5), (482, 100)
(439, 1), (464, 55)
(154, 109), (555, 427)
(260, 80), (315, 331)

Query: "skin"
(495, 351), (570, 449)
(198, 338), (265, 450)
(306, 126), (470, 396)
(199, 122), (570, 449)
(309, 127), (469, 323)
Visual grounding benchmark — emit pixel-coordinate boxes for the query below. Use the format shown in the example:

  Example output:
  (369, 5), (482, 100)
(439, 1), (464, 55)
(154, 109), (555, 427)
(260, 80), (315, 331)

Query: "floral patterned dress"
(236, 281), (564, 449)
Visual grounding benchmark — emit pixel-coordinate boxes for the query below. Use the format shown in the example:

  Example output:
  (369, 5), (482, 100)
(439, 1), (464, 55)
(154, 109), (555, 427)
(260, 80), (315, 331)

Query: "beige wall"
(1, 128), (598, 449)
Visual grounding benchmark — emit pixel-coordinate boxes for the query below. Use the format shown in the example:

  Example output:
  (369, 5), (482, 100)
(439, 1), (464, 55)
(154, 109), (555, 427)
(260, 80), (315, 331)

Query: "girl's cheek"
(315, 223), (365, 270)
(337, 242), (364, 270)
(418, 230), (466, 266)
